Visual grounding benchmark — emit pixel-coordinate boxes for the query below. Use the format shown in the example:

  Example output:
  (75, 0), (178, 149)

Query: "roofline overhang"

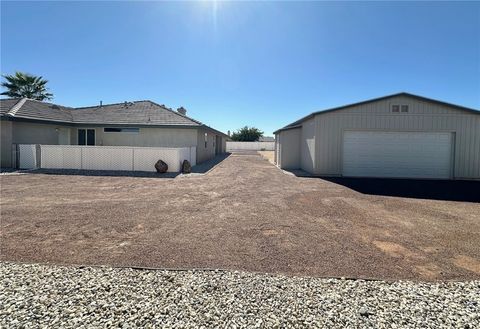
(1, 115), (229, 136)
(273, 92), (480, 134)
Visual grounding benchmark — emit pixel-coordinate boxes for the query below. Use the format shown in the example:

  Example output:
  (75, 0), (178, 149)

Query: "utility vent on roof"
(177, 107), (187, 115)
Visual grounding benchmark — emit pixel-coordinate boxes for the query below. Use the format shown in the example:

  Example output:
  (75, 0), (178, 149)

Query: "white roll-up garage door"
(343, 131), (453, 179)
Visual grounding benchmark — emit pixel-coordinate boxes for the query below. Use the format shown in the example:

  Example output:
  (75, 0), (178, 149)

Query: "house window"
(401, 105), (409, 112)
(204, 133), (208, 148)
(104, 127), (139, 133)
(78, 129), (95, 145)
(392, 105), (400, 113)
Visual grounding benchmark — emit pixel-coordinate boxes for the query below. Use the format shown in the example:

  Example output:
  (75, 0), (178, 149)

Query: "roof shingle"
(0, 99), (202, 127)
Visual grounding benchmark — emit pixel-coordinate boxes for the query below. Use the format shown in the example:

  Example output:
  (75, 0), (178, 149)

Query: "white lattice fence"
(226, 141), (275, 151)
(82, 147), (133, 171)
(39, 145), (196, 172)
(133, 148), (182, 172)
(41, 145), (82, 169)
(18, 144), (37, 169)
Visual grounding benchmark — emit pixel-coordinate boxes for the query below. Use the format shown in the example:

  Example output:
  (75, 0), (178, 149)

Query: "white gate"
(18, 144), (37, 169)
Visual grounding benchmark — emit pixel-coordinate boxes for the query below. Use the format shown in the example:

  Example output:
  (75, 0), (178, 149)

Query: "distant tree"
(1, 71), (53, 101)
(230, 126), (264, 141)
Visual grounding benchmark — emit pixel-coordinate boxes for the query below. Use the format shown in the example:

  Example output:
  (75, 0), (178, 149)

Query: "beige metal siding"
(301, 118), (315, 173)
(274, 134), (279, 164)
(278, 128), (301, 169)
(313, 95), (480, 179)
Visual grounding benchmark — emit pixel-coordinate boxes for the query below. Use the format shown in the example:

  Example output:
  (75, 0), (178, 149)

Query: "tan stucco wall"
(12, 121), (64, 145)
(1, 120), (13, 167)
(2, 122), (225, 167)
(196, 128), (217, 164)
(1, 120), (69, 167)
(70, 127), (198, 148)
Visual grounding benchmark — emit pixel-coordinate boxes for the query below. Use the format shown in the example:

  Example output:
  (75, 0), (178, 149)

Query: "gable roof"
(273, 92), (480, 134)
(72, 100), (201, 126)
(1, 98), (74, 122)
(0, 98), (23, 115)
(0, 98), (227, 136)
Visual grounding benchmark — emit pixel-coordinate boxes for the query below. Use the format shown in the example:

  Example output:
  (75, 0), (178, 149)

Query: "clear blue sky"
(1, 1), (479, 135)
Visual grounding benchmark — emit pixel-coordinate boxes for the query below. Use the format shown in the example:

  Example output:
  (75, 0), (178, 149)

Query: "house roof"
(72, 100), (201, 126)
(273, 92), (480, 134)
(0, 98), (23, 115)
(0, 98), (228, 137)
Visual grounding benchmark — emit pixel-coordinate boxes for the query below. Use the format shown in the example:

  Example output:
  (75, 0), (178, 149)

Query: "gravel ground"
(1, 262), (479, 328)
(1, 152), (479, 281)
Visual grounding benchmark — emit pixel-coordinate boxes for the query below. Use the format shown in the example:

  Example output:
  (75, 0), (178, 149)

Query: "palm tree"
(1, 71), (53, 101)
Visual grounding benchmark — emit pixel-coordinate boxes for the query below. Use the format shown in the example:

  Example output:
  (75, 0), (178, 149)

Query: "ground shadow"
(190, 153), (231, 174)
(25, 168), (181, 178)
(2, 153), (232, 179)
(318, 177), (480, 203)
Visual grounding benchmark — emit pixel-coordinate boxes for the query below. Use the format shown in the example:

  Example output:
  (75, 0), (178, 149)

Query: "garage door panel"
(343, 131), (452, 179)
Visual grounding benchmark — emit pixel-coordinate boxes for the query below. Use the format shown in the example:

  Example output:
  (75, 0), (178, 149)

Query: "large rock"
(181, 160), (191, 174)
(154, 160), (168, 173)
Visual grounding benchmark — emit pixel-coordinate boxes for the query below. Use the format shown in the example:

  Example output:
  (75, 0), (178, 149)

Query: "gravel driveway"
(1, 152), (479, 280)
(1, 262), (479, 328)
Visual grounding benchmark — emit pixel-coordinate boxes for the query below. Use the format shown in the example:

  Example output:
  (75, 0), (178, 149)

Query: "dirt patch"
(257, 150), (275, 164)
(1, 152), (479, 280)
(453, 255), (480, 274)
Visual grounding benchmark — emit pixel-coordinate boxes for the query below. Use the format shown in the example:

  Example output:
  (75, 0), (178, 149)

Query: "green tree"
(230, 126), (264, 141)
(1, 71), (53, 101)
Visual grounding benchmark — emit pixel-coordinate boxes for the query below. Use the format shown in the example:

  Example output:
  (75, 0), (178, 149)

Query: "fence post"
(132, 148), (135, 171)
(80, 147), (84, 170)
(11, 144), (18, 169)
(35, 144), (41, 169)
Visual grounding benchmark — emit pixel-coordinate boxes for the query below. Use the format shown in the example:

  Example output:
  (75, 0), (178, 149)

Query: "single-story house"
(1, 98), (228, 168)
(274, 92), (480, 180)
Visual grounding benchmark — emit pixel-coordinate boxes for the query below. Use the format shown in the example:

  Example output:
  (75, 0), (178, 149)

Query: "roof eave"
(273, 92), (480, 134)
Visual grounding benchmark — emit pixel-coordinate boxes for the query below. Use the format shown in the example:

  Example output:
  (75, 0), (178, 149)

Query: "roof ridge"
(274, 92), (479, 134)
(7, 98), (28, 116)
(19, 97), (75, 109)
(146, 100), (204, 126)
(74, 99), (155, 110)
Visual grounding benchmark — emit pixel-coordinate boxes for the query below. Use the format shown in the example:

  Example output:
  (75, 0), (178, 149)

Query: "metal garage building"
(274, 93), (480, 180)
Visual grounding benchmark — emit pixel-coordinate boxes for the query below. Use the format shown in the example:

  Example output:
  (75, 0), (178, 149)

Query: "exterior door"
(78, 129), (95, 146)
(342, 131), (453, 179)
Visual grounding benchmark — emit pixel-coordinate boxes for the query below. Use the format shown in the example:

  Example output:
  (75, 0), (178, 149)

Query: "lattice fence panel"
(41, 145), (82, 169)
(82, 147), (133, 171)
(18, 144), (37, 169)
(37, 145), (196, 172)
(133, 147), (181, 172)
